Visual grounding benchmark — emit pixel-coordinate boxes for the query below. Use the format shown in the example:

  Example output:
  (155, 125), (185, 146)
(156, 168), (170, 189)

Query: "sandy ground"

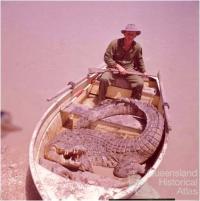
(1, 1), (199, 200)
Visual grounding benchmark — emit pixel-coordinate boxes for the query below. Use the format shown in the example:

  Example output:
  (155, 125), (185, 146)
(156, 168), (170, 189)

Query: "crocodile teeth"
(61, 155), (66, 161)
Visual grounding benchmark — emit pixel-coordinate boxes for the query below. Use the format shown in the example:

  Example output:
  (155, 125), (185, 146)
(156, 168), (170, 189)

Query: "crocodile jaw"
(45, 144), (93, 172)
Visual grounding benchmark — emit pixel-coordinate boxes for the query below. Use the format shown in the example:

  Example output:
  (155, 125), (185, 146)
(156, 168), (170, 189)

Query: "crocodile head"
(44, 142), (93, 172)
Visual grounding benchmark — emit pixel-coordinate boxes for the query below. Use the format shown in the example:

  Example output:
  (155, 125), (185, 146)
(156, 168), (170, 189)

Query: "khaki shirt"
(104, 38), (145, 73)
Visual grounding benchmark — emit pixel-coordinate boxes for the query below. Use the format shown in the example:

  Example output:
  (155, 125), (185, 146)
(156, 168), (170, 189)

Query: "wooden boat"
(29, 65), (171, 200)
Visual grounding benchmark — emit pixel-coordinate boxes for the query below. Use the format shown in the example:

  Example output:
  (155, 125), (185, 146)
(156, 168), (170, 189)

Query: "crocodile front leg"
(113, 156), (146, 178)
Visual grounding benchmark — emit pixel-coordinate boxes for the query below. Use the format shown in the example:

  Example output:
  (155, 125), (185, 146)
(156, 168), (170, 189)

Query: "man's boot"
(98, 79), (109, 104)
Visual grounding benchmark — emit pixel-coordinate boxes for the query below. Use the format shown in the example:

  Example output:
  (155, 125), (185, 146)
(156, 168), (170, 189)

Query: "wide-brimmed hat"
(121, 24), (141, 35)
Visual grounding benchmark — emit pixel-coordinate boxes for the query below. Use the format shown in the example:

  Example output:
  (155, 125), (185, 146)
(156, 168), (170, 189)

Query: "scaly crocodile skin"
(44, 98), (164, 182)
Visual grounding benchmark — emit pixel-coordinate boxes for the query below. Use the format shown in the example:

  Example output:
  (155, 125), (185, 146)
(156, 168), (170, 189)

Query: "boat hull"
(29, 71), (171, 200)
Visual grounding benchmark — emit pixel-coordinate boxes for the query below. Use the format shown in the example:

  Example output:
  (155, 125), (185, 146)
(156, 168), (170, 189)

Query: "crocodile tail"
(76, 98), (164, 158)
(132, 100), (164, 157)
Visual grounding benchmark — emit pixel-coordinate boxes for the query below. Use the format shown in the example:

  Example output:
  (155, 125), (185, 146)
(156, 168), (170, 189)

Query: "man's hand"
(116, 64), (127, 75)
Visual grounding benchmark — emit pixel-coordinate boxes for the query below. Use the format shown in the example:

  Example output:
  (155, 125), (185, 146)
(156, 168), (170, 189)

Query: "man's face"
(124, 31), (137, 41)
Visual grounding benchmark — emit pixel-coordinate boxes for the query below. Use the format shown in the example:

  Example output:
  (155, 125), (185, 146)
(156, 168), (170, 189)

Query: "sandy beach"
(1, 1), (199, 200)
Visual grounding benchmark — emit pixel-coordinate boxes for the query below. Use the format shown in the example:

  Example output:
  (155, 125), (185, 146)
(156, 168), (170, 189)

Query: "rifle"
(88, 67), (155, 77)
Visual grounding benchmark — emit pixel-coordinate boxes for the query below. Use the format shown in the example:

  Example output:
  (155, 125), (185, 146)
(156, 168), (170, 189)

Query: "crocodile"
(44, 98), (164, 186)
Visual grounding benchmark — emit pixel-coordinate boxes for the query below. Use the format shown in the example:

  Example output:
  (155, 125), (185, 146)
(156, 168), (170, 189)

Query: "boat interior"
(62, 76), (162, 138)
(37, 74), (166, 179)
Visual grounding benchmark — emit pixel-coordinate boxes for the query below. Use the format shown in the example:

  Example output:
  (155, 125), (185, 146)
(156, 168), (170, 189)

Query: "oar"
(46, 81), (75, 102)
(88, 67), (155, 77)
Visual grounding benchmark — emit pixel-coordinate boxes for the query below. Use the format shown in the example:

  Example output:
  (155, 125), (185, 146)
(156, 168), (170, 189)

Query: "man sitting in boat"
(98, 24), (146, 104)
